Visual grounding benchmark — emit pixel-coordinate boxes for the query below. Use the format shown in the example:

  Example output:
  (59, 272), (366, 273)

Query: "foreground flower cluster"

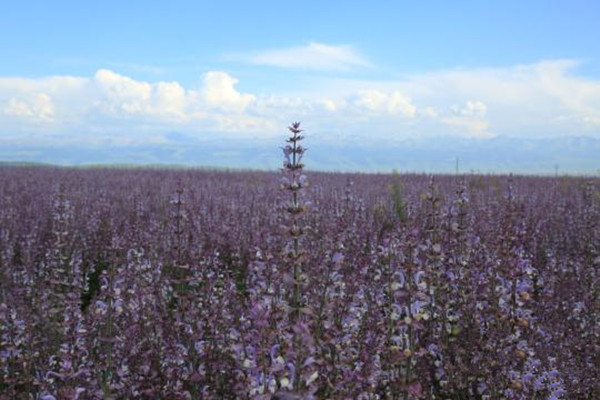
(0, 131), (598, 399)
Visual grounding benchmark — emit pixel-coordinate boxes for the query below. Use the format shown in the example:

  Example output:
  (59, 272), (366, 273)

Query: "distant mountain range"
(1, 135), (598, 175)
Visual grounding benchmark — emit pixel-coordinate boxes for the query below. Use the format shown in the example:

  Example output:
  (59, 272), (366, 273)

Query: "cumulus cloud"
(4, 93), (55, 122)
(87, 69), (254, 121)
(154, 81), (187, 118)
(311, 59), (600, 139)
(420, 107), (438, 119)
(352, 90), (417, 117)
(318, 98), (338, 112)
(406, 60), (600, 133)
(0, 59), (599, 146)
(94, 69), (153, 116)
(241, 42), (371, 71)
(532, 61), (600, 128)
(91, 70), (194, 122)
(439, 100), (492, 138)
(201, 71), (255, 112)
(457, 100), (486, 117)
(442, 116), (491, 138)
(0, 69), (269, 143)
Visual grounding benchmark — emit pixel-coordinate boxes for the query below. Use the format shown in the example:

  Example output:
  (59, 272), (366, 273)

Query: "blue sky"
(1, 1), (599, 173)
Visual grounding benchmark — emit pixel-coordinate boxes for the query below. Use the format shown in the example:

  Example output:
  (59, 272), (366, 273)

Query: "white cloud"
(420, 107), (438, 119)
(309, 59), (600, 138)
(411, 60), (600, 132)
(1, 59), (599, 146)
(200, 71), (255, 112)
(242, 42), (371, 71)
(458, 100), (486, 117)
(318, 98), (338, 112)
(442, 116), (492, 138)
(352, 89), (417, 117)
(531, 61), (600, 128)
(4, 93), (54, 122)
(440, 100), (492, 138)
(94, 69), (153, 116)
(154, 81), (187, 119)
(0, 69), (269, 143)
(353, 90), (386, 111)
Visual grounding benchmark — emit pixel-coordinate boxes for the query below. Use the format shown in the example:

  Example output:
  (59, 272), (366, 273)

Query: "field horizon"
(1, 161), (598, 179)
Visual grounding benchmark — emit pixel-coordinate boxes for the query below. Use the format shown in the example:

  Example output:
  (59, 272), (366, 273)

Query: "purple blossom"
(0, 138), (596, 398)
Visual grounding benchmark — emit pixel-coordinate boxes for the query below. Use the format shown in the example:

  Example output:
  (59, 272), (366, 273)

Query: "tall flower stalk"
(281, 122), (308, 323)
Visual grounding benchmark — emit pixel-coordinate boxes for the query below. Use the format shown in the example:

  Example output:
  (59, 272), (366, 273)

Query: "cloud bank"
(0, 59), (599, 148)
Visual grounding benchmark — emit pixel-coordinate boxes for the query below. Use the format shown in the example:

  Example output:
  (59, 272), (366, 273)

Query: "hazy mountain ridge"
(1, 135), (598, 175)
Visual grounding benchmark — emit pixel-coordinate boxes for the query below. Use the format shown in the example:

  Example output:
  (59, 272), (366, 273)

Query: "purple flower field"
(0, 127), (598, 399)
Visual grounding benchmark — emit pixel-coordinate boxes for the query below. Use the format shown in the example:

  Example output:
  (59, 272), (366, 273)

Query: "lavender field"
(0, 128), (599, 399)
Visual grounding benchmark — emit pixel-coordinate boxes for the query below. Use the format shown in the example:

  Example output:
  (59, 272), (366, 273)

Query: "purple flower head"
(332, 252), (344, 263)
(534, 377), (545, 391)
(288, 122), (302, 134)
(522, 372), (534, 382)
(270, 344), (280, 360)
(548, 369), (560, 378)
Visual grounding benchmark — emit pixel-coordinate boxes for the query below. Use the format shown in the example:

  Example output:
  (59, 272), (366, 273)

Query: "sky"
(1, 1), (599, 173)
